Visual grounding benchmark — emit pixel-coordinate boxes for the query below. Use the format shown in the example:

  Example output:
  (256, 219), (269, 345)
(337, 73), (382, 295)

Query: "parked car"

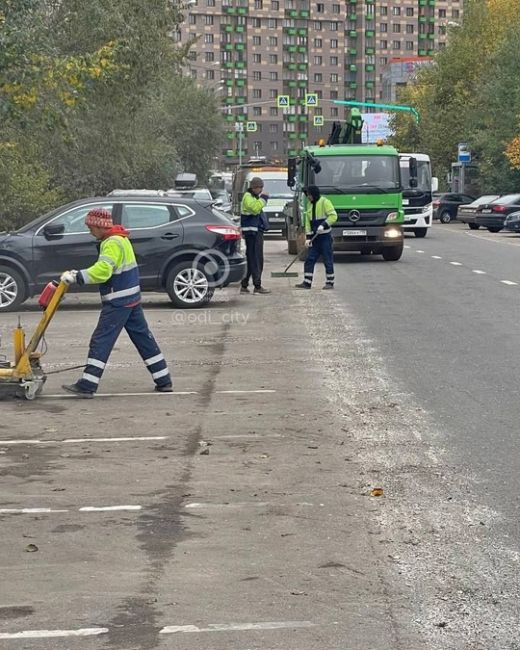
(433, 193), (476, 223)
(210, 189), (233, 214)
(166, 187), (214, 202)
(458, 195), (501, 230)
(0, 195), (246, 312)
(503, 210), (520, 233)
(474, 194), (520, 233)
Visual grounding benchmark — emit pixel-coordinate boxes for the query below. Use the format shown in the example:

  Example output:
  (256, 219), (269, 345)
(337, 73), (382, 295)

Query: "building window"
(251, 17), (261, 27)
(205, 52), (214, 62)
(253, 35), (261, 45)
(204, 34), (213, 43)
(254, 0), (263, 8)
(406, 24), (414, 34)
(205, 69), (215, 80)
(270, 124), (278, 133)
(316, 3), (324, 12)
(253, 106), (262, 116)
(330, 73), (338, 82)
(380, 40), (388, 49)
(379, 56), (387, 65)
(380, 5), (387, 16)
(314, 38), (322, 47)
(329, 22), (338, 31)
(439, 9), (446, 18)
(268, 36), (278, 46)
(392, 24), (401, 33)
(313, 55), (322, 65)
(271, 0), (279, 8)
(313, 21), (321, 30)
(204, 15), (214, 25)
(406, 41), (414, 50)
(392, 40), (401, 49)
(392, 6), (400, 15)
(270, 107), (278, 116)
(271, 141), (279, 151)
(269, 71), (278, 80)
(268, 18), (277, 27)
(330, 56), (338, 66)
(314, 73), (322, 82)
(189, 14), (196, 24)
(452, 9), (460, 18)
(332, 3), (340, 14)
(380, 23), (387, 33)
(207, 0), (215, 5)
(331, 107), (338, 117)
(269, 54), (278, 64)
(253, 71), (262, 80)
(330, 39), (338, 48)
(252, 89), (262, 98)
(330, 90), (338, 99)
(269, 88), (277, 98)
(406, 7), (414, 17)
(253, 53), (262, 63)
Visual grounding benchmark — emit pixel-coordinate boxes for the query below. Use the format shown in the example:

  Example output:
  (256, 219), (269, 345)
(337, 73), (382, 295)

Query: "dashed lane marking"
(416, 250), (425, 253)
(160, 621), (316, 634)
(404, 245), (411, 249)
(0, 436), (168, 446)
(0, 627), (109, 640)
(472, 270), (486, 274)
(0, 505), (142, 515)
(431, 255), (442, 259)
(500, 280), (518, 286)
(42, 389), (276, 399)
(449, 261), (463, 266)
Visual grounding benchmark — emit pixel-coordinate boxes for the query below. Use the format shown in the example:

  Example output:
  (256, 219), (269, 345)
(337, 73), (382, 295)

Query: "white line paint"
(0, 436), (168, 446)
(79, 505), (142, 512)
(449, 261), (463, 266)
(160, 621), (316, 634)
(213, 433), (283, 439)
(0, 508), (68, 514)
(431, 255), (443, 259)
(42, 389), (275, 399)
(472, 270), (486, 274)
(0, 627), (108, 640)
(416, 250), (425, 253)
(404, 245), (411, 249)
(500, 280), (518, 286)
(216, 389), (276, 394)
(185, 502), (270, 509)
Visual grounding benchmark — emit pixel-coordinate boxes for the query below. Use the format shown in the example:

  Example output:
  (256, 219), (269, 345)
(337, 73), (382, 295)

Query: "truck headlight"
(384, 228), (401, 238)
(386, 212), (399, 222)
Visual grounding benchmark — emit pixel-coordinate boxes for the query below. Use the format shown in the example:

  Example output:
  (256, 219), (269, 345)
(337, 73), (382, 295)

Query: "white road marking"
(42, 389), (275, 399)
(214, 434), (283, 439)
(0, 627), (108, 640)
(431, 255), (443, 259)
(216, 389), (276, 394)
(472, 270), (486, 274)
(416, 250), (425, 253)
(160, 621), (316, 634)
(449, 261), (463, 266)
(0, 436), (168, 446)
(500, 280), (518, 286)
(185, 502), (271, 509)
(404, 245), (411, 249)
(0, 505), (142, 515)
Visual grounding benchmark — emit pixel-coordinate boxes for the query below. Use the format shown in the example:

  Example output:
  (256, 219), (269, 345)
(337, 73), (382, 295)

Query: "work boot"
(155, 384), (173, 393)
(62, 383), (94, 399)
(240, 286), (250, 294)
(254, 287), (271, 294)
(295, 282), (311, 289)
(322, 284), (334, 290)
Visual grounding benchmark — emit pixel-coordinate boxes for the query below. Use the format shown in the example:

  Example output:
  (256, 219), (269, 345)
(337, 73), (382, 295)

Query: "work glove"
(317, 224), (325, 233)
(260, 193), (269, 202)
(304, 239), (312, 249)
(60, 270), (78, 285)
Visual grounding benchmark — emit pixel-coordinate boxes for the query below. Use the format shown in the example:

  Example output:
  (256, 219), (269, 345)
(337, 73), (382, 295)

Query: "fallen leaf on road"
(25, 544), (39, 553)
(371, 488), (384, 497)
(199, 448), (210, 455)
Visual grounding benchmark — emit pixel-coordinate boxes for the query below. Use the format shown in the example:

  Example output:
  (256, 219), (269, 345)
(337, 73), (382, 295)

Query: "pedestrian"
(295, 185), (338, 290)
(240, 177), (271, 294)
(60, 208), (172, 398)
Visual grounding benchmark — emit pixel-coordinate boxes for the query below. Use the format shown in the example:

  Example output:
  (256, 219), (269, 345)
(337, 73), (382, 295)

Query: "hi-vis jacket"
(240, 190), (268, 235)
(304, 196), (338, 237)
(77, 227), (141, 308)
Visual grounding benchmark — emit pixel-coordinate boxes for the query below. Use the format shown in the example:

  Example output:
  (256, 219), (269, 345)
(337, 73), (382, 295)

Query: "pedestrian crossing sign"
(277, 95), (290, 108)
(246, 121), (258, 132)
(313, 115), (324, 127)
(306, 93), (318, 107)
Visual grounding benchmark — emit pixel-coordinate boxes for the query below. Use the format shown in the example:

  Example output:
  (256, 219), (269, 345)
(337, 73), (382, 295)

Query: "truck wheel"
(468, 223), (480, 230)
(382, 245), (403, 262)
(414, 228), (427, 238)
(166, 261), (214, 309)
(439, 211), (452, 224)
(0, 266), (26, 312)
(487, 227), (502, 233)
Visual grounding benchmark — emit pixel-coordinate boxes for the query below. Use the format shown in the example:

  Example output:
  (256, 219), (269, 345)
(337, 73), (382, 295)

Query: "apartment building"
(181, 0), (464, 164)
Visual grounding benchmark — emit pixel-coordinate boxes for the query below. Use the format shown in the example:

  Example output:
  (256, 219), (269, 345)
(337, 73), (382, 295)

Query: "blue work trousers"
(303, 233), (335, 287)
(77, 304), (172, 393)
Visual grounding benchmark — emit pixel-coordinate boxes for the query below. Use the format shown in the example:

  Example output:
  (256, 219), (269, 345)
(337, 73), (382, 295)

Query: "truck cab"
(399, 153), (438, 238)
(286, 141), (410, 261)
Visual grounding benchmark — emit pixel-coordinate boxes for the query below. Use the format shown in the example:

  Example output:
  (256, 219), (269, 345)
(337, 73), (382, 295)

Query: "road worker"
(60, 208), (172, 398)
(240, 177), (271, 294)
(295, 185), (338, 290)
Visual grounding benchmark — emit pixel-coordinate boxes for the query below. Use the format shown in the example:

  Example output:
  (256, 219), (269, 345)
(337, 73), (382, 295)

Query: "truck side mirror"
(288, 158), (297, 188)
(409, 156), (418, 188)
(431, 176), (439, 193)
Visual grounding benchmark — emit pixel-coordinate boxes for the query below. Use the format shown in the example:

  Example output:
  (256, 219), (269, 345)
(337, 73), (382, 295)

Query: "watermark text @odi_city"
(171, 310), (251, 326)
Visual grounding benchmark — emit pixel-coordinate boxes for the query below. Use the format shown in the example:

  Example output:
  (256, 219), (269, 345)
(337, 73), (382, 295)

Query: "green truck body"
(285, 142), (406, 261)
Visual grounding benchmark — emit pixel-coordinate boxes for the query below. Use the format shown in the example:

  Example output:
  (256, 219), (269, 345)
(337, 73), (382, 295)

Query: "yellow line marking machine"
(0, 281), (68, 400)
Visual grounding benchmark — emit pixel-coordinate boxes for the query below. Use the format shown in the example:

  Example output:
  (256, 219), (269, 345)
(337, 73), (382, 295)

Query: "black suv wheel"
(0, 266), (26, 312)
(166, 261), (215, 309)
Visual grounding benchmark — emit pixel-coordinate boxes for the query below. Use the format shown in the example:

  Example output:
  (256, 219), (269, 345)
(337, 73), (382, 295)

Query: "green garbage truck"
(285, 108), (418, 261)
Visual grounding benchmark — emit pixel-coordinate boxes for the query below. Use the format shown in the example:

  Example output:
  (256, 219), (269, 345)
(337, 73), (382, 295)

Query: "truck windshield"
(313, 155), (400, 193)
(400, 160), (432, 193)
(261, 179), (293, 199)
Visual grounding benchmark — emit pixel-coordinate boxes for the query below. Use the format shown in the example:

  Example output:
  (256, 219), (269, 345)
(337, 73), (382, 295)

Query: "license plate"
(481, 209), (492, 213)
(343, 229), (367, 236)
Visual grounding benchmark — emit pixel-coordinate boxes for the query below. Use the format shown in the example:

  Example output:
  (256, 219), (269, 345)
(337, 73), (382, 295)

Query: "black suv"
(0, 195), (246, 311)
(432, 193), (475, 223)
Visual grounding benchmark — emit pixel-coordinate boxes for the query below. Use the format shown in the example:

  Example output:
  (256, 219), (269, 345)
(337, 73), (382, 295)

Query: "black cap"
(304, 185), (321, 201)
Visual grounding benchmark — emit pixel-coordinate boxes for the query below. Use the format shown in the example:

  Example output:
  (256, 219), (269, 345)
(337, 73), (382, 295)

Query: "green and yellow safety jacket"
(304, 196), (338, 238)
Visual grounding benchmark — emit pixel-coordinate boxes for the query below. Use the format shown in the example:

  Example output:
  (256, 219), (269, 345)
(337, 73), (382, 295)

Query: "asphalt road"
(0, 225), (519, 650)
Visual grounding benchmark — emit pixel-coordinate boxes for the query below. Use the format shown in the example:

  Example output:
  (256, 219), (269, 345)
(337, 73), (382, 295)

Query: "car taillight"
(492, 205), (507, 213)
(205, 225), (241, 240)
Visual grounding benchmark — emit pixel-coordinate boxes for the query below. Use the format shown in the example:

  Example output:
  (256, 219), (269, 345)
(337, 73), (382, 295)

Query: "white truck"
(399, 153), (438, 238)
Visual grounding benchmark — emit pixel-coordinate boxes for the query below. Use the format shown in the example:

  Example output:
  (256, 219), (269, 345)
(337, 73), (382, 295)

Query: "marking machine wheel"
(0, 266), (26, 312)
(166, 261), (214, 309)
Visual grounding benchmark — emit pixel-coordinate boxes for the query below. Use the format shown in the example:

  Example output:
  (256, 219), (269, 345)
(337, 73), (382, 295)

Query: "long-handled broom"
(271, 233), (318, 278)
